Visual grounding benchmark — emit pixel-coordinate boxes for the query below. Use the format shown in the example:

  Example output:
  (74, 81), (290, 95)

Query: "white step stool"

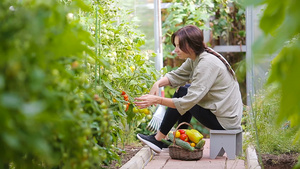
(210, 129), (242, 160)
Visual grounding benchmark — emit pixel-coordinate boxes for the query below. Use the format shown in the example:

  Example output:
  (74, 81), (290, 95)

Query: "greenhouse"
(0, 0), (299, 169)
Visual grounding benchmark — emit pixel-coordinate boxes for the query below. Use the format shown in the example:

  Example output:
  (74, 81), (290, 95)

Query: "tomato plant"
(0, 0), (114, 168)
(0, 0), (160, 168)
(77, 0), (160, 165)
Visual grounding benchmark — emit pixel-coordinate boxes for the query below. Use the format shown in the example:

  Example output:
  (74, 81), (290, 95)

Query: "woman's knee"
(176, 86), (189, 97)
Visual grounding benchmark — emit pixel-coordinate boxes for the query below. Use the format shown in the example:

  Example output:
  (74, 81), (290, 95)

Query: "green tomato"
(139, 108), (150, 114)
(104, 69), (110, 75)
(141, 118), (146, 123)
(147, 114), (152, 120)
(108, 31), (114, 37)
(83, 128), (91, 136)
(109, 57), (115, 65)
(101, 29), (107, 34)
(112, 52), (117, 57)
(108, 74), (113, 81)
(101, 24), (106, 29)
(96, 85), (103, 93)
(92, 146), (99, 152)
(52, 69), (59, 76)
(133, 107), (139, 113)
(100, 102), (107, 109)
(63, 153), (68, 159)
(111, 66), (117, 72)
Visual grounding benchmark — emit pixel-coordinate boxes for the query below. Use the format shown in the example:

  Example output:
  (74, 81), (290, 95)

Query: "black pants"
(159, 85), (224, 135)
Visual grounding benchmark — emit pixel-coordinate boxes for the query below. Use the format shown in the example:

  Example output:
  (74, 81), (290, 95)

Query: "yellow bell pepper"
(186, 129), (203, 144)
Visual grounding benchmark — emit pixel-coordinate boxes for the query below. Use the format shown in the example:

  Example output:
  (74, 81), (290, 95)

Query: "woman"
(134, 25), (243, 153)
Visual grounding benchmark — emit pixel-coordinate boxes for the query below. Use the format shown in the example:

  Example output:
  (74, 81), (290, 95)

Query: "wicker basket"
(169, 122), (204, 161)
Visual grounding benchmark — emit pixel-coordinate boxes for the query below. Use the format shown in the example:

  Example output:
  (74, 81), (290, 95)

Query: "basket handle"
(172, 122), (193, 144)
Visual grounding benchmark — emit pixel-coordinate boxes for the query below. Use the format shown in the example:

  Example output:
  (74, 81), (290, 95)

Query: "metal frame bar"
(213, 45), (246, 53)
(246, 6), (254, 106)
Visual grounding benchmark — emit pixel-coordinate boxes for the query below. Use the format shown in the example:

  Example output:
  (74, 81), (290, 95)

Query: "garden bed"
(101, 144), (143, 169)
(261, 153), (299, 169)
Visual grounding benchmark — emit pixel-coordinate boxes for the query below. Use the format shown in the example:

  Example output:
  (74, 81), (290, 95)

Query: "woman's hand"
(149, 82), (160, 96)
(149, 76), (170, 96)
(134, 94), (161, 109)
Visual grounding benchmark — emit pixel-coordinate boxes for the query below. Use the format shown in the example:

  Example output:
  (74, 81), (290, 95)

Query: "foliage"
(242, 0), (300, 144)
(0, 0), (159, 168)
(210, 0), (246, 46)
(162, 0), (214, 60)
(244, 87), (300, 155)
(78, 0), (159, 149)
(162, 0), (246, 61)
(243, 0), (300, 167)
(0, 0), (103, 168)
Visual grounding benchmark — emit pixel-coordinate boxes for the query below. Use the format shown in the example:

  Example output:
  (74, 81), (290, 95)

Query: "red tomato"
(180, 134), (188, 142)
(121, 91), (126, 95)
(178, 129), (185, 134)
(125, 103), (130, 111)
(123, 94), (129, 101)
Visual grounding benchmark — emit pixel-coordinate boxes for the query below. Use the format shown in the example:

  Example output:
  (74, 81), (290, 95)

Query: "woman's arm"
(164, 59), (192, 87)
(135, 59), (193, 109)
(149, 76), (170, 95)
(134, 94), (176, 109)
(134, 76), (176, 109)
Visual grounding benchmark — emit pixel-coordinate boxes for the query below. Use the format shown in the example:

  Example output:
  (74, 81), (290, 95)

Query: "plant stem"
(250, 92), (264, 169)
(94, 5), (98, 89)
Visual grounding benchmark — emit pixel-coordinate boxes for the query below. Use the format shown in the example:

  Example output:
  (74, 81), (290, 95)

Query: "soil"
(261, 153), (299, 169)
(101, 144), (143, 169)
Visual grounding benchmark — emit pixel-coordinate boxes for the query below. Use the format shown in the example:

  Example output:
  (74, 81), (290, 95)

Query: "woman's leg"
(159, 85), (191, 135)
(188, 105), (224, 130)
(159, 85), (224, 135)
(137, 86), (188, 153)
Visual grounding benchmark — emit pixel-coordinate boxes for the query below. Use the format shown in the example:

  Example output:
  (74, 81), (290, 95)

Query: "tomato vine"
(0, 0), (159, 168)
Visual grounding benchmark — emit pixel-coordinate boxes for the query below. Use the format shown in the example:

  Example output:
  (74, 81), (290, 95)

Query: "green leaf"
(21, 101), (45, 116)
(0, 75), (4, 89)
(1, 93), (22, 109)
(259, 1), (285, 34)
(103, 80), (119, 95)
(3, 133), (20, 149)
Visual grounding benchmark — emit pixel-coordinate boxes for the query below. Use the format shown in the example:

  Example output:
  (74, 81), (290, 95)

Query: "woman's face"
(173, 36), (196, 60)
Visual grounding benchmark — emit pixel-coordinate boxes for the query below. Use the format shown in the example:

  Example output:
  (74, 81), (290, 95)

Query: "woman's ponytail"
(204, 47), (237, 80)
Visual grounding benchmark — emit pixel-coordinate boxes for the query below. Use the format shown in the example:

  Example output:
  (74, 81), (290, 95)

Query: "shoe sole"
(137, 134), (162, 153)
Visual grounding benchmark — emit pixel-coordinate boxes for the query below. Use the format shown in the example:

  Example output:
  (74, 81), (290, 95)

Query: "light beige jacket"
(165, 51), (243, 130)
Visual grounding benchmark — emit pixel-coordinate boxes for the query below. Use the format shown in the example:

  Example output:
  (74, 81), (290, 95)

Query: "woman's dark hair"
(171, 25), (205, 56)
(171, 25), (236, 80)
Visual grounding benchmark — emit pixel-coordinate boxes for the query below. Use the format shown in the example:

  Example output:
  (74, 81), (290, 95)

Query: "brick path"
(144, 139), (245, 169)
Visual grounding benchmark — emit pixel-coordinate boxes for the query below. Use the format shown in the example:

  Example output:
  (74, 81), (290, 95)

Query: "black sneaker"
(137, 133), (165, 153)
(150, 133), (170, 148)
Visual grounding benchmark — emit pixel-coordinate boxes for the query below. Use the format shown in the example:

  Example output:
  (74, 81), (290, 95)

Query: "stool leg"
(210, 135), (222, 159)
(210, 146), (221, 159)
(223, 135), (236, 160)
(210, 130), (243, 160)
(236, 132), (243, 156)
